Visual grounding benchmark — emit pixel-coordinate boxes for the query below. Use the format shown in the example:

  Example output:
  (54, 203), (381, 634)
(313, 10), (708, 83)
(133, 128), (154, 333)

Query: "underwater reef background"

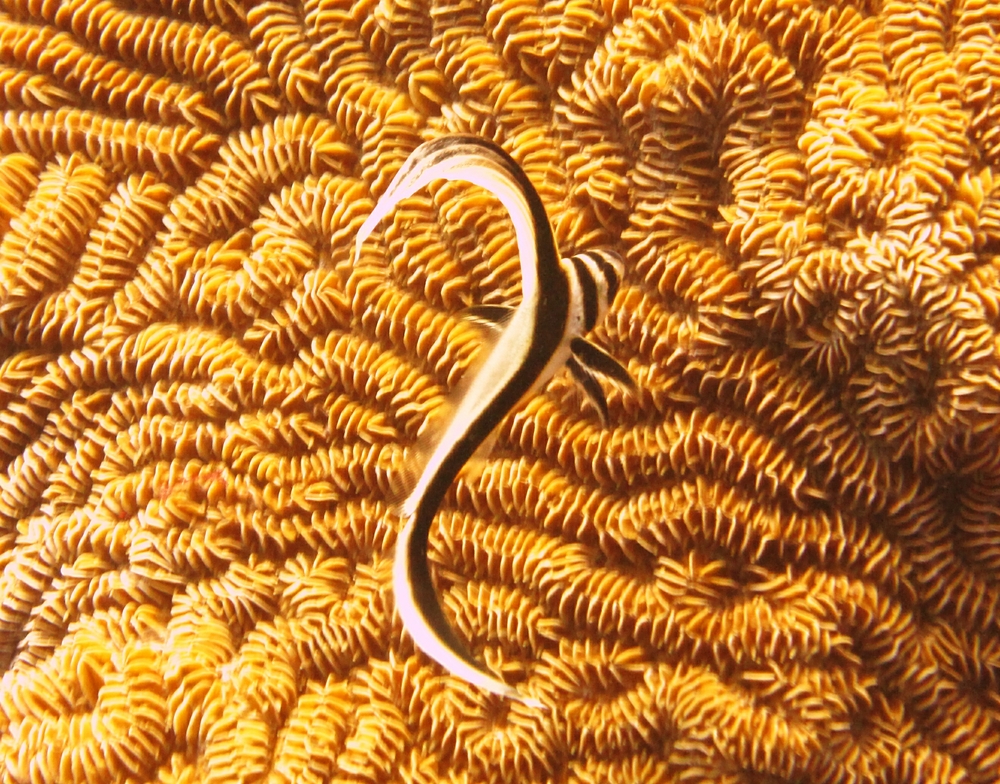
(2, 0), (1000, 781)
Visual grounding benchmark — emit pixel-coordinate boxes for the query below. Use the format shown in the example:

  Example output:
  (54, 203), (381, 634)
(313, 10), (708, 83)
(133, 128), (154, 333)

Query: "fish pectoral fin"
(386, 397), (456, 512)
(570, 337), (637, 392)
(461, 304), (516, 334)
(567, 355), (611, 425)
(462, 423), (502, 484)
(386, 442), (427, 514)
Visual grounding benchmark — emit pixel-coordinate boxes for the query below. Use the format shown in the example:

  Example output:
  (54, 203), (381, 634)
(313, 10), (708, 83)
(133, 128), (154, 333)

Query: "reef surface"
(1, 0), (1000, 782)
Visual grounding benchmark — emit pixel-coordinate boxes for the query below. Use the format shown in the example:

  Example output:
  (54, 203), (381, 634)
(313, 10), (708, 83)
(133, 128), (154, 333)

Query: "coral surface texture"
(1, 0), (1000, 782)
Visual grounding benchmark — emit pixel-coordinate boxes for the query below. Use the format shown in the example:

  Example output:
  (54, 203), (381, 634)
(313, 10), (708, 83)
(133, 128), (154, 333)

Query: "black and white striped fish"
(353, 135), (634, 707)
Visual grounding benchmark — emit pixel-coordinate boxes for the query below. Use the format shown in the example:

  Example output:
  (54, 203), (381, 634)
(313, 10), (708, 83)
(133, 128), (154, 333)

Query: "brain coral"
(1, 0), (1000, 782)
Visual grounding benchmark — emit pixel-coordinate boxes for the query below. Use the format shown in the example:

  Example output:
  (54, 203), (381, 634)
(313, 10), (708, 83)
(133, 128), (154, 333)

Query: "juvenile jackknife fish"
(354, 135), (634, 706)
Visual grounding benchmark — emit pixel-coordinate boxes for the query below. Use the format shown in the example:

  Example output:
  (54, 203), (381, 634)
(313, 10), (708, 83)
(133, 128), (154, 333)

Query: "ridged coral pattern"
(1, 0), (999, 781)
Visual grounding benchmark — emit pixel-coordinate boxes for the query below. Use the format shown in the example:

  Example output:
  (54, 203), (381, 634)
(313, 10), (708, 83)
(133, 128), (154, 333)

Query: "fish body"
(354, 135), (633, 706)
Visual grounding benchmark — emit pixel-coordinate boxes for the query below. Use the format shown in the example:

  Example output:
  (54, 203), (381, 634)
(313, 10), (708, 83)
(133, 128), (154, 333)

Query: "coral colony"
(1, 1), (999, 782)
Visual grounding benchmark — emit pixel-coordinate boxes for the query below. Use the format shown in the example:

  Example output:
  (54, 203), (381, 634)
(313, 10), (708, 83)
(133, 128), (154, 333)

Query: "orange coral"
(2, 0), (1000, 782)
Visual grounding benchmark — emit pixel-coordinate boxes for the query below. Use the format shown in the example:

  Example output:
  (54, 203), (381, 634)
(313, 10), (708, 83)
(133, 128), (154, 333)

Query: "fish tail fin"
(393, 518), (543, 708)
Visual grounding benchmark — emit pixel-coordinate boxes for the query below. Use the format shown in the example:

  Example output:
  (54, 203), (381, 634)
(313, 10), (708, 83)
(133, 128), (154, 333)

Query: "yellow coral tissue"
(1, 0), (999, 782)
